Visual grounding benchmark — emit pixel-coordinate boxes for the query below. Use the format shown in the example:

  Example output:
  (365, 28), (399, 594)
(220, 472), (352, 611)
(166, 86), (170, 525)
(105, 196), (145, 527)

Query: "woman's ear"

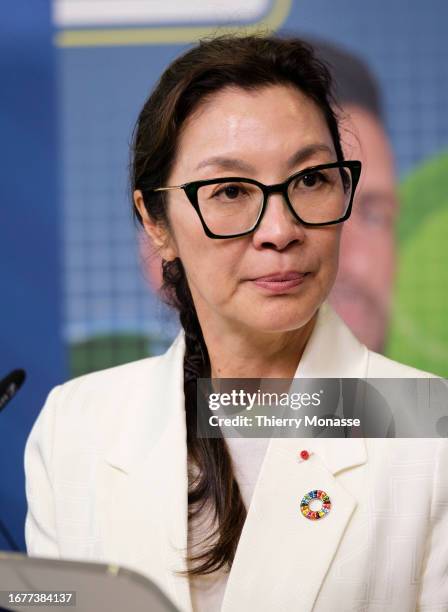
(133, 190), (178, 261)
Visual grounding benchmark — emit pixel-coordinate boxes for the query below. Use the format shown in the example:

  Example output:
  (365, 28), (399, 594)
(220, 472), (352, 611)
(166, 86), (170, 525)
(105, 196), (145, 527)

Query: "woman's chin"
(241, 311), (316, 335)
(240, 295), (320, 329)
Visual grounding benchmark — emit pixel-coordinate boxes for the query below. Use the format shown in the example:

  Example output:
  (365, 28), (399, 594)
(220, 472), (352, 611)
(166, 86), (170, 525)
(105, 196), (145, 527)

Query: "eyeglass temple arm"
(152, 185), (184, 192)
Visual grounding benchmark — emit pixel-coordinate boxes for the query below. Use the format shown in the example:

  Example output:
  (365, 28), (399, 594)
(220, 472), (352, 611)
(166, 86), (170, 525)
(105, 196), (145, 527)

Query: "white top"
(188, 437), (271, 611)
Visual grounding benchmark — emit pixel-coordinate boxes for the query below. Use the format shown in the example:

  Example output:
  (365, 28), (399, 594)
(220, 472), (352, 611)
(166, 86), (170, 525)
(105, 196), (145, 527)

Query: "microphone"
(0, 368), (26, 551)
(0, 369), (26, 413)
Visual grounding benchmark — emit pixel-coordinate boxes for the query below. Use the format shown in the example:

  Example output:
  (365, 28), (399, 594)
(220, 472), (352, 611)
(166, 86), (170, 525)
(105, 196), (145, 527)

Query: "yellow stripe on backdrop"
(55, 0), (293, 48)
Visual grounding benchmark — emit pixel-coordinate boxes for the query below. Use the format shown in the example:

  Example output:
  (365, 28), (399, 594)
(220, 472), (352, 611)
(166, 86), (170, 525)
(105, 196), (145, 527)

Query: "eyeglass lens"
(197, 165), (353, 236)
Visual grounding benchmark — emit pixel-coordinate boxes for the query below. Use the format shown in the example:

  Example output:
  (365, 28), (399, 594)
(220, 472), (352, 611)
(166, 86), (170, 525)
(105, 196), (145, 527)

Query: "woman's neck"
(204, 312), (317, 380)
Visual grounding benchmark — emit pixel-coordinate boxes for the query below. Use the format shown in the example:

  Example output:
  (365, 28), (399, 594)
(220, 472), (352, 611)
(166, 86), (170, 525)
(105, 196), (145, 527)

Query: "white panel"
(53, 0), (271, 27)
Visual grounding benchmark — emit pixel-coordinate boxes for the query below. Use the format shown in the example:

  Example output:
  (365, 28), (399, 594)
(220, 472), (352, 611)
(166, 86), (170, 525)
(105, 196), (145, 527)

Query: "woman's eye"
(223, 186), (240, 198)
(300, 173), (322, 188)
(214, 185), (244, 199)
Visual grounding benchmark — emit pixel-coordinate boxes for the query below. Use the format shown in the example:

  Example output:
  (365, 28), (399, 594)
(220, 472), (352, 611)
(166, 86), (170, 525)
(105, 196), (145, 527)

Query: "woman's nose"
(252, 192), (306, 250)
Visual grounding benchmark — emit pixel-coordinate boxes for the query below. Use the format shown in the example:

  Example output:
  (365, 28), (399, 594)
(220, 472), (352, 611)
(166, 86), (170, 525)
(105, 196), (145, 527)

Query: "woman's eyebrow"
(194, 143), (334, 173)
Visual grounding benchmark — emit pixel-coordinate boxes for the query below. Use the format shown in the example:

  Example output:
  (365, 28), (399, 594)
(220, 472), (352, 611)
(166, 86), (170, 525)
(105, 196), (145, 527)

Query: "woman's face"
(137, 84), (342, 337)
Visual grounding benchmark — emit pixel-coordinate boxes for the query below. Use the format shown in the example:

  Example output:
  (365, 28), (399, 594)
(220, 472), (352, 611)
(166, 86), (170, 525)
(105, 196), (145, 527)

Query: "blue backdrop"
(0, 0), (65, 551)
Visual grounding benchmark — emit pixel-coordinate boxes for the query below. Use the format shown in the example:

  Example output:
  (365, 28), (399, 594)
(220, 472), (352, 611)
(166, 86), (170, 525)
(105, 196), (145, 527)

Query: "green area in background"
(70, 333), (151, 378)
(386, 151), (448, 376)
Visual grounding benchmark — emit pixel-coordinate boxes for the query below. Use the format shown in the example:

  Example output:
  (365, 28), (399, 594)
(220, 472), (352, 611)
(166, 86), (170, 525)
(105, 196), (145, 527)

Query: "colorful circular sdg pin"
(300, 489), (332, 520)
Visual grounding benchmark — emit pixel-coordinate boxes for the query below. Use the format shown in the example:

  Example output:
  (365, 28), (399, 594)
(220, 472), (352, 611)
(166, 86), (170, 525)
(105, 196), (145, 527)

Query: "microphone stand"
(0, 518), (19, 551)
(0, 369), (26, 553)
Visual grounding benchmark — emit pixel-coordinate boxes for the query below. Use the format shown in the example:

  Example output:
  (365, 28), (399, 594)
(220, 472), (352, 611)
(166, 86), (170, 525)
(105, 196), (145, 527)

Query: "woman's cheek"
(315, 236), (340, 292)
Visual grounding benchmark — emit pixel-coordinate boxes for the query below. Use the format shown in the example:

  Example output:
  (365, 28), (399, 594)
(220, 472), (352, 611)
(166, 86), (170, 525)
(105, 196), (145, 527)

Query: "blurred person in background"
(306, 38), (399, 354)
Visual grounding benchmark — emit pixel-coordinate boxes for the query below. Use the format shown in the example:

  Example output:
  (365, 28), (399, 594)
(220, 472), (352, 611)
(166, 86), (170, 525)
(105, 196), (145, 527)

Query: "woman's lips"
(250, 273), (309, 293)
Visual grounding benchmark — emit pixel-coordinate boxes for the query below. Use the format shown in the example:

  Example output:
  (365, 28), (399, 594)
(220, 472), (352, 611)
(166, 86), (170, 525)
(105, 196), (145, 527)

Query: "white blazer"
(24, 301), (448, 612)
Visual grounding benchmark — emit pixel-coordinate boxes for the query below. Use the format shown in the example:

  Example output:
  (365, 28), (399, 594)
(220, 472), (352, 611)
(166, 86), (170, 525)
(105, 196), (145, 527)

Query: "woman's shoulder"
(366, 349), (439, 378)
(27, 344), (184, 472)
(40, 356), (161, 430)
(32, 356), (164, 448)
(59, 354), (163, 400)
(35, 330), (185, 439)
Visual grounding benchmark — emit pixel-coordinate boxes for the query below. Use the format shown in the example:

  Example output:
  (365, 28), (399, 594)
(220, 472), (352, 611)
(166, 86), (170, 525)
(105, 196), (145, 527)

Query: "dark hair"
(130, 32), (344, 578)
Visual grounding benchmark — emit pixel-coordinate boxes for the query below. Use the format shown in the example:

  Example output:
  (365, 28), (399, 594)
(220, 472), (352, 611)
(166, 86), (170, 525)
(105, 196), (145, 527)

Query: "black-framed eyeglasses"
(141, 160), (362, 239)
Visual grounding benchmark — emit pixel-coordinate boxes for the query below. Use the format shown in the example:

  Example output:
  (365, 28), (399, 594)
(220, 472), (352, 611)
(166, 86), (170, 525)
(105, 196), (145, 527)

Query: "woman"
(24, 34), (447, 612)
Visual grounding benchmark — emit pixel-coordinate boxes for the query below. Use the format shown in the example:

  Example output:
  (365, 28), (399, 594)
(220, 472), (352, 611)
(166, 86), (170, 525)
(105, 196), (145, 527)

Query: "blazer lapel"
(220, 437), (366, 611)
(295, 301), (369, 378)
(98, 330), (193, 612)
(221, 303), (370, 611)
